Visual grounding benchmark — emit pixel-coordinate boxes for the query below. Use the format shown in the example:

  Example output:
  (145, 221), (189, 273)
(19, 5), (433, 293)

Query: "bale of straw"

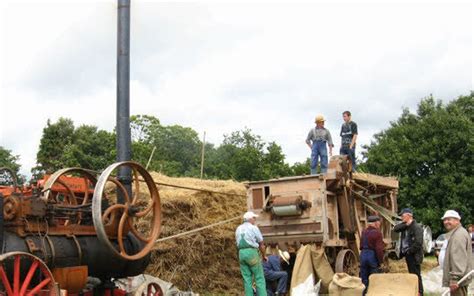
(142, 173), (247, 294)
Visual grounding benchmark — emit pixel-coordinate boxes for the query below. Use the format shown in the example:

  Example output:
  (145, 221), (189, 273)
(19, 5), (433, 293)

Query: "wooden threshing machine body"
(246, 156), (399, 273)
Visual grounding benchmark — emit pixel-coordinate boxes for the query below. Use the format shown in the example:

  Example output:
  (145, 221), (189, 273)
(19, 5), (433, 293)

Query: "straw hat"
(314, 114), (325, 123)
(278, 250), (290, 265)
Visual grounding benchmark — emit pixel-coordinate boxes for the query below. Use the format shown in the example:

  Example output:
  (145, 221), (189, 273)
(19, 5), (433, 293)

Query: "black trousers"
(405, 254), (423, 295)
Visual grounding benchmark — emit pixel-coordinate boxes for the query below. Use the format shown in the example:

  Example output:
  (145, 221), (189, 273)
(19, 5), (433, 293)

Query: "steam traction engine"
(0, 162), (161, 295)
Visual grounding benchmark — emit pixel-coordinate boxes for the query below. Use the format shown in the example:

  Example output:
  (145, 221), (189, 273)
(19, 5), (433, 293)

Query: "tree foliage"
(290, 158), (311, 176)
(361, 93), (474, 233)
(131, 119), (294, 181)
(0, 146), (22, 184)
(131, 116), (201, 176)
(0, 147), (21, 174)
(205, 128), (292, 181)
(34, 116), (308, 181)
(35, 118), (75, 174)
(34, 118), (115, 175)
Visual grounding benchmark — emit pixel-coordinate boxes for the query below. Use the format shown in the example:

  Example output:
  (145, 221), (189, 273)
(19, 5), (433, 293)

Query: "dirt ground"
(388, 256), (439, 273)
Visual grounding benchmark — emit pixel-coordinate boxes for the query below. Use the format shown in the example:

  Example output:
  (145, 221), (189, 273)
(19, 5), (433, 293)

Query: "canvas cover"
(290, 245), (335, 295)
(366, 273), (418, 296)
(328, 273), (365, 296)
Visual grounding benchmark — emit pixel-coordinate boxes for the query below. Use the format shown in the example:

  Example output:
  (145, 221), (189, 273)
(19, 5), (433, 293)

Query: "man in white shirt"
(236, 211), (267, 296)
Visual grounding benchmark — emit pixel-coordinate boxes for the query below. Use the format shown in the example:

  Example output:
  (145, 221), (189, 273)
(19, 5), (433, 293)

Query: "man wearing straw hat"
(235, 211), (267, 296)
(263, 250), (290, 296)
(305, 114), (334, 174)
(440, 210), (472, 296)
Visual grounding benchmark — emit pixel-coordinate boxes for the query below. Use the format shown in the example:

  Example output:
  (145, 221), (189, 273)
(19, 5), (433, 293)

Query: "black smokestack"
(116, 0), (131, 201)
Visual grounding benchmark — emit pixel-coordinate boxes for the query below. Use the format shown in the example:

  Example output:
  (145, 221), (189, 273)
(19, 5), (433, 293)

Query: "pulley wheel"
(92, 161), (161, 261)
(41, 168), (97, 206)
(335, 249), (359, 276)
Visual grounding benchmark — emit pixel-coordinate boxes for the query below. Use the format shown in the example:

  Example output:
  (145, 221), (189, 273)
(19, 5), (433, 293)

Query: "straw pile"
(141, 173), (247, 294)
(389, 256), (438, 273)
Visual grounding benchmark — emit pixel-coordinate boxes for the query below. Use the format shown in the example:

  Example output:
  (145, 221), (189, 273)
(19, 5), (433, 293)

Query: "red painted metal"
(13, 255), (20, 295)
(19, 260), (39, 295)
(25, 278), (52, 296)
(0, 265), (14, 296)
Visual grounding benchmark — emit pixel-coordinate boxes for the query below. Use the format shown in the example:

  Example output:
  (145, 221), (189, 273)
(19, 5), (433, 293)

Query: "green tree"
(361, 94), (474, 233)
(0, 146), (22, 184)
(34, 118), (115, 175)
(220, 129), (265, 181)
(130, 115), (202, 176)
(64, 125), (116, 169)
(263, 142), (292, 178)
(0, 147), (21, 174)
(34, 118), (75, 174)
(207, 128), (291, 181)
(131, 114), (161, 142)
(290, 158), (311, 176)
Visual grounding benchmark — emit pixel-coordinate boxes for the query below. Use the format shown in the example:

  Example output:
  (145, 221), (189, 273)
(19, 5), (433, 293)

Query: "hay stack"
(142, 173), (247, 294)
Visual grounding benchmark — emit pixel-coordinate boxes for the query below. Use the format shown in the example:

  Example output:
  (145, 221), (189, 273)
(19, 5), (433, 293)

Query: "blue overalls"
(262, 255), (288, 296)
(311, 140), (328, 174)
(360, 229), (381, 294)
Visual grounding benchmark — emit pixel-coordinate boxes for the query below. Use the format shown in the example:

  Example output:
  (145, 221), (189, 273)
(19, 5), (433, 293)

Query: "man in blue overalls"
(305, 114), (334, 174)
(263, 250), (290, 296)
(359, 215), (385, 294)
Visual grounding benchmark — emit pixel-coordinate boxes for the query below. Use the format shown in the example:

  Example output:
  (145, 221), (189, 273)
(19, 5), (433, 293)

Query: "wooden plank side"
(353, 173), (398, 189)
(252, 188), (263, 209)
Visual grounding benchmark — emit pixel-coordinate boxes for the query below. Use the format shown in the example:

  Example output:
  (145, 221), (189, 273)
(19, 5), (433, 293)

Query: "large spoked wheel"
(335, 249), (359, 276)
(92, 161), (161, 261)
(0, 252), (58, 296)
(41, 168), (97, 206)
(41, 168), (97, 226)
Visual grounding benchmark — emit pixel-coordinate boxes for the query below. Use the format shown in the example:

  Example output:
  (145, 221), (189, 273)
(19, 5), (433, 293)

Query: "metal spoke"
(117, 211), (129, 255)
(102, 204), (126, 224)
(26, 277), (51, 296)
(0, 265), (13, 296)
(131, 167), (140, 205)
(19, 260), (39, 295)
(13, 255), (20, 295)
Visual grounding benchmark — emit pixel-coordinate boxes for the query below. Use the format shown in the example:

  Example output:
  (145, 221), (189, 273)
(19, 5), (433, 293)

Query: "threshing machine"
(246, 155), (400, 275)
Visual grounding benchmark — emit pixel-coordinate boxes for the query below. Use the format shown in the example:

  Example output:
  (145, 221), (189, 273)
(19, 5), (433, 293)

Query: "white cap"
(441, 210), (461, 220)
(243, 211), (259, 220)
(278, 250), (290, 265)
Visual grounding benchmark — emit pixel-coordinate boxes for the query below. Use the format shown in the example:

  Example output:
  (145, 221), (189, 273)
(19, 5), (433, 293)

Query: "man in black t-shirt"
(340, 111), (358, 172)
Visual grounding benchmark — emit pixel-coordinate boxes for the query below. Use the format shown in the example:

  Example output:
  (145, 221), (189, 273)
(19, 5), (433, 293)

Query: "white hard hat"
(441, 210), (461, 220)
(243, 211), (258, 220)
(278, 250), (290, 265)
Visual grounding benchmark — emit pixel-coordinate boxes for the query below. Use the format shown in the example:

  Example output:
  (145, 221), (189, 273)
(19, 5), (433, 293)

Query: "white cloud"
(0, 1), (472, 177)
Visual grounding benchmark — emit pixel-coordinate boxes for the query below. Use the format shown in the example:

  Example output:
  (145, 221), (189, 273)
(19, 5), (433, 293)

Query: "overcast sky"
(0, 0), (472, 177)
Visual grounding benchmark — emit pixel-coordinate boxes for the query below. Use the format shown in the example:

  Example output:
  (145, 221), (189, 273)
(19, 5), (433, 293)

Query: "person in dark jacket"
(340, 111), (358, 172)
(359, 215), (385, 294)
(262, 250), (290, 296)
(394, 208), (424, 295)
